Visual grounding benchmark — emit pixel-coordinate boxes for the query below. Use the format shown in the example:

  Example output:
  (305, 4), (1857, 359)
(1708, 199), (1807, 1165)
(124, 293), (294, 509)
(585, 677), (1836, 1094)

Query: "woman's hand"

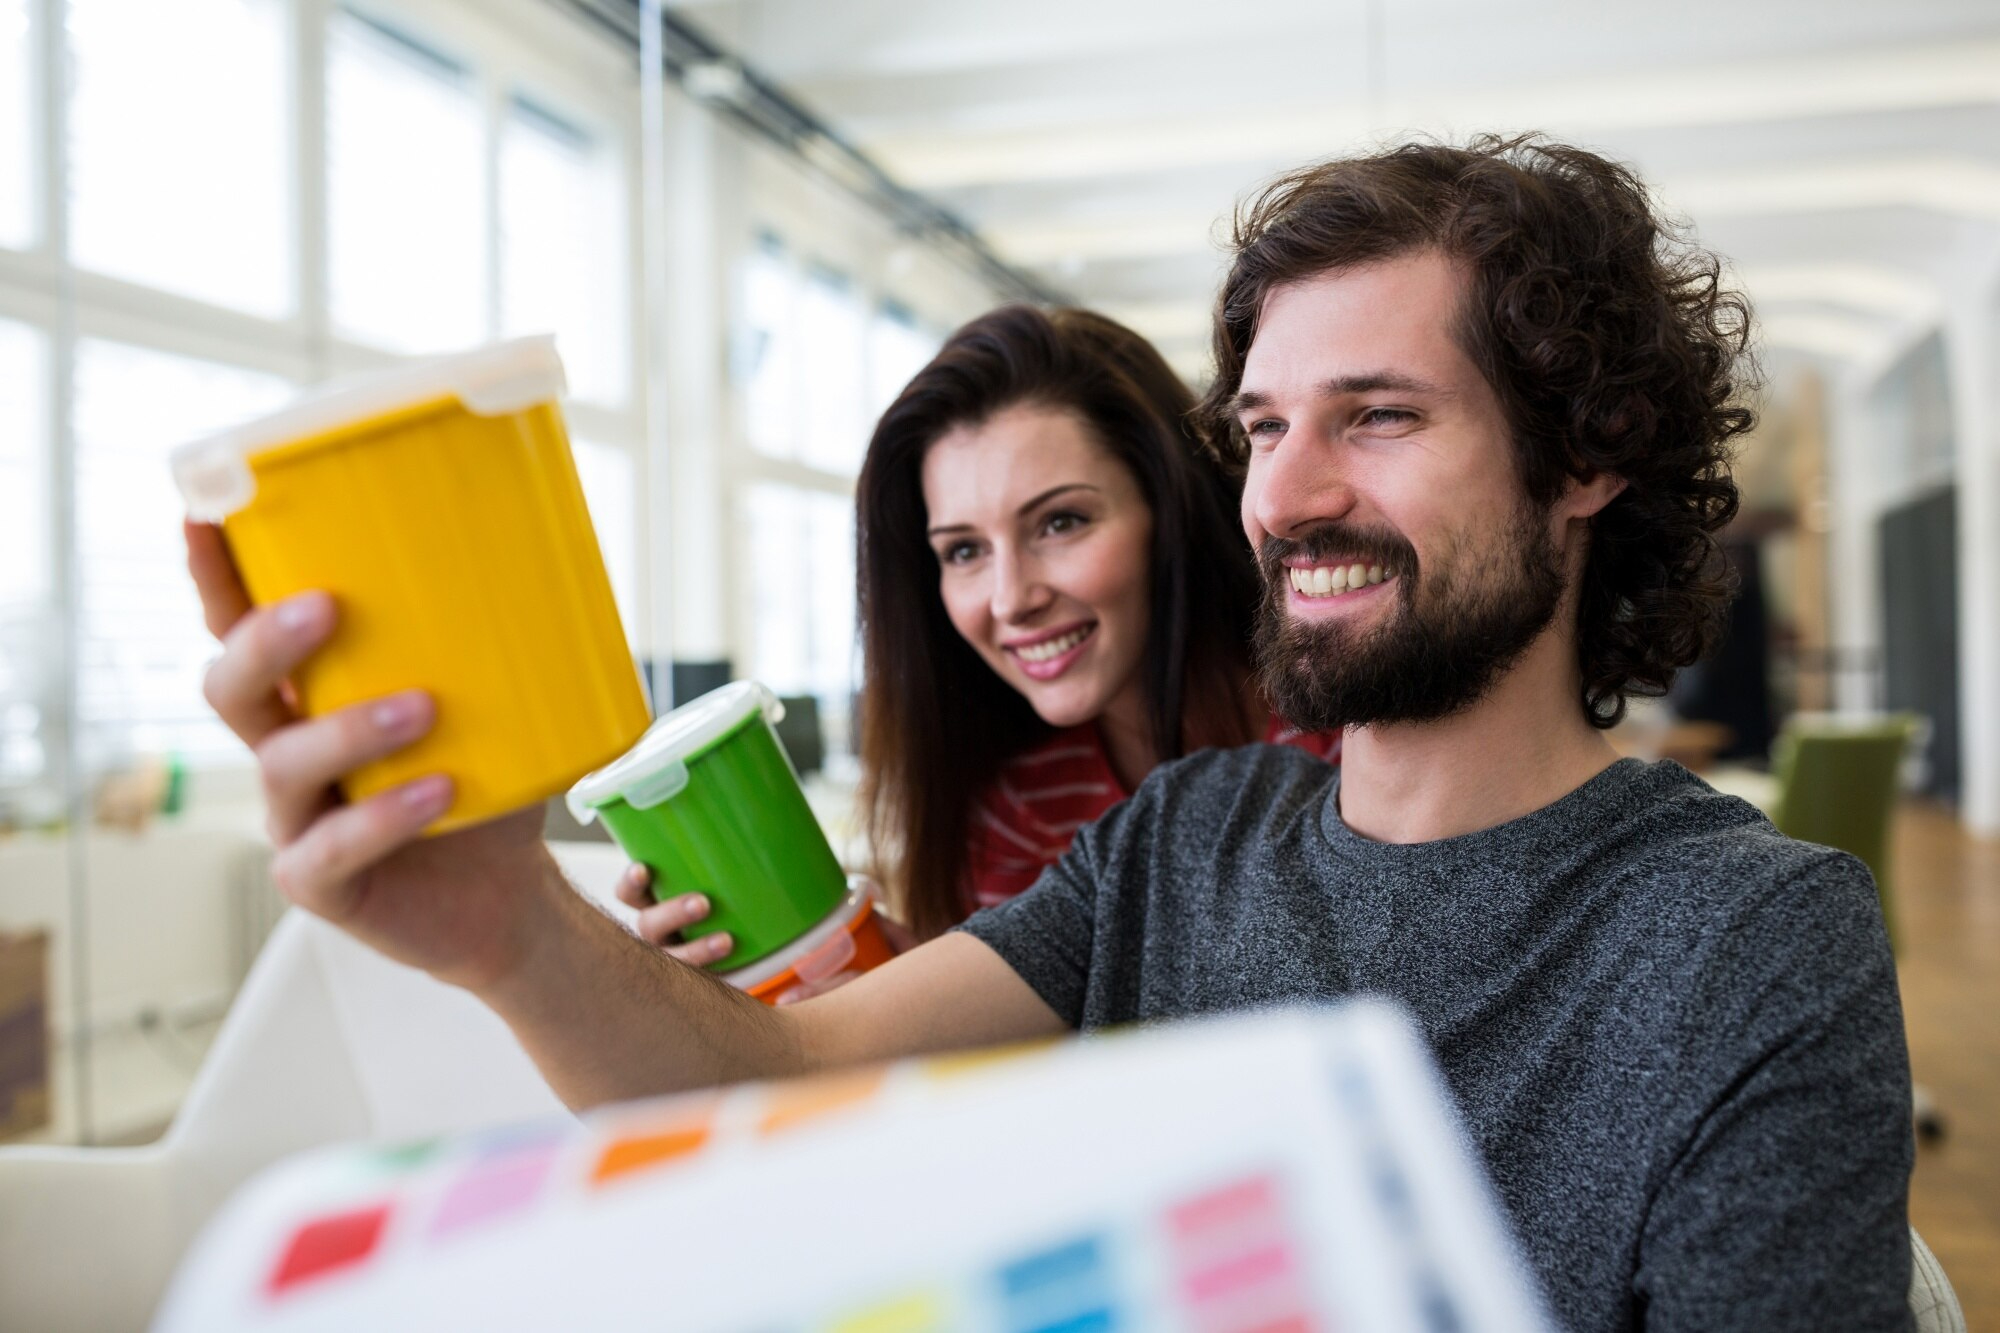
(613, 865), (733, 967)
(613, 866), (919, 1003)
(186, 520), (559, 993)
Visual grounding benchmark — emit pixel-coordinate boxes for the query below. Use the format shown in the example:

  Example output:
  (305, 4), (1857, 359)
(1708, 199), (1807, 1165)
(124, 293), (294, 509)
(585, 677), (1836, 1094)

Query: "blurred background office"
(0, 0), (1994, 1314)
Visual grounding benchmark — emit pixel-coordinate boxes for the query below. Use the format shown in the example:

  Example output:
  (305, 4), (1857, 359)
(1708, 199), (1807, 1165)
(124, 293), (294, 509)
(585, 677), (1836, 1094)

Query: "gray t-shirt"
(958, 747), (1913, 1331)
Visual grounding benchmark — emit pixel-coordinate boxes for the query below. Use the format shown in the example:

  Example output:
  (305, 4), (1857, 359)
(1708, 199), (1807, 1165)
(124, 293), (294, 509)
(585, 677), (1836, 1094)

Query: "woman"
(622, 306), (1337, 959)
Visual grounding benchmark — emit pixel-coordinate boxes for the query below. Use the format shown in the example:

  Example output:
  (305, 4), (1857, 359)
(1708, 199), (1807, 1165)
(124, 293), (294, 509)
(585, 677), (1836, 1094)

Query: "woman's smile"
(1005, 620), (1098, 680)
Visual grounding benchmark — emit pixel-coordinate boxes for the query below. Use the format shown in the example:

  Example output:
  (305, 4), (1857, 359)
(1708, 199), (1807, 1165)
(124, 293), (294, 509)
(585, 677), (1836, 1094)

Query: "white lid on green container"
(566, 680), (786, 825)
(171, 335), (569, 522)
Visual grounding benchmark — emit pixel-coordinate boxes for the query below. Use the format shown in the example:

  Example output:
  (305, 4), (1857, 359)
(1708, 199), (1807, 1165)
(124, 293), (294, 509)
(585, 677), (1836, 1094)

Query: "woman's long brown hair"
(855, 306), (1264, 938)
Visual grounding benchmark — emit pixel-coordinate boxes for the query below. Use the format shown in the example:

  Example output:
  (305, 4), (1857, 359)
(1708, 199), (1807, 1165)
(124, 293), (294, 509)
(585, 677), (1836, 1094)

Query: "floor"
(1898, 800), (2000, 1324)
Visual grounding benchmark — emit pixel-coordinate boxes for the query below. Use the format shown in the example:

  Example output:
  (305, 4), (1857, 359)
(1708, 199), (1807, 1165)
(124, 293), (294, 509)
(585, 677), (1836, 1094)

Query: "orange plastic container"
(171, 337), (650, 833)
(719, 878), (897, 1005)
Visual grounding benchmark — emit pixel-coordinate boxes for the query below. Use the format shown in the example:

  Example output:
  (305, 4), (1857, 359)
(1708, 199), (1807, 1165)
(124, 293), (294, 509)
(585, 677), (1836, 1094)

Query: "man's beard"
(1253, 503), (1565, 732)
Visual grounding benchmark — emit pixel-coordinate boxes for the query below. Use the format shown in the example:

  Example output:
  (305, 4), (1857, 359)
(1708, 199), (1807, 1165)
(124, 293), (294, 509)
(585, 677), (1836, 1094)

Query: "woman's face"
(921, 403), (1155, 731)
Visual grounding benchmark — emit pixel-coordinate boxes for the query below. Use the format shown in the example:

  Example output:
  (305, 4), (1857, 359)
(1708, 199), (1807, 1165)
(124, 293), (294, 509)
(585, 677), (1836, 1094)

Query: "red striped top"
(963, 720), (1342, 913)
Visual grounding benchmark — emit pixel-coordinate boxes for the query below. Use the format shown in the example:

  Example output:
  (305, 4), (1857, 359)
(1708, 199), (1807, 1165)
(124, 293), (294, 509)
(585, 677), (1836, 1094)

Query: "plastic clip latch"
(173, 444), (257, 522)
(790, 923), (858, 985)
(622, 757), (690, 811)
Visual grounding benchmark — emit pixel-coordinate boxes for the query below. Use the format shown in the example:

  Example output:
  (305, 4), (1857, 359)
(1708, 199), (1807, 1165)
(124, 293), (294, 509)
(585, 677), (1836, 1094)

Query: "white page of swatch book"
(152, 1000), (1552, 1333)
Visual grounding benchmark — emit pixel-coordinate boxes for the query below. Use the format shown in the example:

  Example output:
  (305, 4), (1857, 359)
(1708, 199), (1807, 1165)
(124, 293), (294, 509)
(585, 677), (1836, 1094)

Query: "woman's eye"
(1042, 510), (1089, 536)
(938, 540), (981, 565)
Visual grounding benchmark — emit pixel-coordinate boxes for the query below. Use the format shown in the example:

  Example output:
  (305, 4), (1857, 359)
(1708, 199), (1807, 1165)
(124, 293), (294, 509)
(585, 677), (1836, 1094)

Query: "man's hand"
(187, 519), (1065, 1109)
(186, 520), (561, 994)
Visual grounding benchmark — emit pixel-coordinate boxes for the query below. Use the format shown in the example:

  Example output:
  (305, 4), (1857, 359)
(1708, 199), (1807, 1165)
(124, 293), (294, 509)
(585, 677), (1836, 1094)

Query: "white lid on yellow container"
(565, 680), (787, 824)
(170, 335), (568, 522)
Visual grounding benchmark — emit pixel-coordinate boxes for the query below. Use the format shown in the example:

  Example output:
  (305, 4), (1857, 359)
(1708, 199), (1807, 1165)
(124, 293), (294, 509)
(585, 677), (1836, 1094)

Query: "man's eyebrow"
(926, 483), (1099, 538)
(1321, 371), (1450, 398)
(1231, 373), (1451, 414)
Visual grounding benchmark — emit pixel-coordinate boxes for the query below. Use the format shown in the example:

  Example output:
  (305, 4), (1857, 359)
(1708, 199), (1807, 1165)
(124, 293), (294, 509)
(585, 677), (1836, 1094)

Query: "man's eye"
(1359, 407), (1417, 428)
(1244, 418), (1285, 444)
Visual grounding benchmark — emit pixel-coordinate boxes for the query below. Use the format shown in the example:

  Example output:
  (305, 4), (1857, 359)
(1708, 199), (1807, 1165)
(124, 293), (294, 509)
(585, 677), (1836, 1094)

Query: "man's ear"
(1560, 469), (1627, 522)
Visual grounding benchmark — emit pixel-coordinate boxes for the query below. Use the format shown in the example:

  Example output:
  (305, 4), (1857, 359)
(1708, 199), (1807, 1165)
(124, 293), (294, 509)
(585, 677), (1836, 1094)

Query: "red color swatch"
(267, 1202), (393, 1296)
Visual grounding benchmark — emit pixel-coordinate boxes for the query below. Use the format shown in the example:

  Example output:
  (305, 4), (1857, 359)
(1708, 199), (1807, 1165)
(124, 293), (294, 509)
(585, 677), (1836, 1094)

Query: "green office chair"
(1768, 714), (1918, 951)
(1767, 712), (1946, 1142)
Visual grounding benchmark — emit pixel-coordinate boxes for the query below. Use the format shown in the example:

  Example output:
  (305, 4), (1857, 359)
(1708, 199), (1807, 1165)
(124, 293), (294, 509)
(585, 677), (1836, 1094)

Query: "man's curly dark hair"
(1196, 134), (1754, 727)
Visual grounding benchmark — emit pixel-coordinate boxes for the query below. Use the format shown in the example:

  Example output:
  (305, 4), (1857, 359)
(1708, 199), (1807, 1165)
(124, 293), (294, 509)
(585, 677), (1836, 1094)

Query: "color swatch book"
(150, 1000), (1551, 1332)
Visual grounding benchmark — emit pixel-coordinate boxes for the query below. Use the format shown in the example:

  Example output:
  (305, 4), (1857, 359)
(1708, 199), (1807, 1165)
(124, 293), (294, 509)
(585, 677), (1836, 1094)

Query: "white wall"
(1823, 248), (2000, 836)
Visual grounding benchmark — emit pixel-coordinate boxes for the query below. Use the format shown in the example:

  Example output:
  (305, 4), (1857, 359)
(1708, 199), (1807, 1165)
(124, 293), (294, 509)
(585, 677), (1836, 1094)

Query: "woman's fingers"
(185, 520), (253, 640)
(613, 863), (654, 911)
(624, 872), (730, 964)
(632, 890), (712, 946)
(253, 690), (436, 843)
(663, 932), (732, 968)
(201, 591), (336, 747)
(268, 775), (453, 921)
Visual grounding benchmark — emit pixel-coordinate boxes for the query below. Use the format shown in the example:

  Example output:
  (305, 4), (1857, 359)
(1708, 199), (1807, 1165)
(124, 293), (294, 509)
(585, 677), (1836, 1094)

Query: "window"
(796, 267), (867, 473)
(327, 6), (485, 353)
(0, 0), (32, 251)
(742, 484), (856, 717)
(740, 244), (872, 471)
(501, 95), (628, 406)
(0, 319), (46, 789)
(740, 237), (799, 459)
(0, 318), (44, 610)
(866, 302), (938, 419)
(571, 437), (638, 640)
(72, 339), (290, 769)
(66, 0), (290, 315)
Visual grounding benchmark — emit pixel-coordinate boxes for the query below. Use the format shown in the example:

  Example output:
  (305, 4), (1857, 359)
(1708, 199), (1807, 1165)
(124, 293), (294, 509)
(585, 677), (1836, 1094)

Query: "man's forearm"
(476, 857), (811, 1110)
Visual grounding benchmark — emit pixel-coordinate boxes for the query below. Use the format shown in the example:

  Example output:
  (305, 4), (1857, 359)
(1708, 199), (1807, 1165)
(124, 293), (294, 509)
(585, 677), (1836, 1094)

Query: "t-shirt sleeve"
(1635, 852), (1914, 1331)
(952, 832), (1102, 1028)
(952, 779), (1157, 1027)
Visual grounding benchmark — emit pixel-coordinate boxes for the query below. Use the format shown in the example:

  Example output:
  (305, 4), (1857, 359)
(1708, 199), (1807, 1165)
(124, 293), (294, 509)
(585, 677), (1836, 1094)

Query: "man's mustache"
(1257, 524), (1417, 582)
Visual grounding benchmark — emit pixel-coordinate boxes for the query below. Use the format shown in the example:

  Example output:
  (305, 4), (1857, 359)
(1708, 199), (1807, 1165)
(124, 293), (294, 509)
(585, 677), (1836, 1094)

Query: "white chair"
(0, 842), (629, 1333)
(1910, 1227), (1966, 1333)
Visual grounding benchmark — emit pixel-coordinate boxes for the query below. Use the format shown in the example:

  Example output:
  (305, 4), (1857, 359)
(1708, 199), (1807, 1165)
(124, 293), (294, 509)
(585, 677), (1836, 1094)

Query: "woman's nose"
(989, 549), (1050, 622)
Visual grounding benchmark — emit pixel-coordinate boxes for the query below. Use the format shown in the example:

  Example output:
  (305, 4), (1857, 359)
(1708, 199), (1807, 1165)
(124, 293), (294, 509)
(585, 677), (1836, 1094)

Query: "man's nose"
(1249, 433), (1360, 541)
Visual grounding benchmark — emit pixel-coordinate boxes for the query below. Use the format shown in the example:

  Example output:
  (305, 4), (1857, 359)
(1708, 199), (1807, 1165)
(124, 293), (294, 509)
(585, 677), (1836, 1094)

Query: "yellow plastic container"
(171, 336), (650, 833)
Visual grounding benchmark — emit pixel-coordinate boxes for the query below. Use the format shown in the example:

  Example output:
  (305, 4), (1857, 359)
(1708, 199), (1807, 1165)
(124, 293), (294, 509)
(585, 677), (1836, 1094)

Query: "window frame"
(724, 218), (950, 756)
(0, 0), (647, 785)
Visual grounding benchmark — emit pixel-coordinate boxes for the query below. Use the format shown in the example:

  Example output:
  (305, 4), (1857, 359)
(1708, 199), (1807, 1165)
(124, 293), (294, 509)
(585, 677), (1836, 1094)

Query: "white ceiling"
(676, 0), (2000, 383)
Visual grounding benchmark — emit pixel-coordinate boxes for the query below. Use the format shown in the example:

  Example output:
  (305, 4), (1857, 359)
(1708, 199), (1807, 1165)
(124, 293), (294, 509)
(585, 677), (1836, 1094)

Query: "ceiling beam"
(864, 39), (2000, 190)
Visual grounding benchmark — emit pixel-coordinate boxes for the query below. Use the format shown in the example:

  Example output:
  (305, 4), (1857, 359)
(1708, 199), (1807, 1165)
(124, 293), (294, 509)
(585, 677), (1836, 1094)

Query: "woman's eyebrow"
(1016, 483), (1099, 516)
(927, 483), (1101, 538)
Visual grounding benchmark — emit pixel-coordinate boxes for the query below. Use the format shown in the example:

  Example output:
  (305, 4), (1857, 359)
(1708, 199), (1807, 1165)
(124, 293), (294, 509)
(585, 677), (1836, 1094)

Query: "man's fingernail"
(681, 894), (709, 919)
(370, 694), (422, 732)
(705, 932), (732, 958)
(275, 593), (325, 633)
(401, 775), (451, 812)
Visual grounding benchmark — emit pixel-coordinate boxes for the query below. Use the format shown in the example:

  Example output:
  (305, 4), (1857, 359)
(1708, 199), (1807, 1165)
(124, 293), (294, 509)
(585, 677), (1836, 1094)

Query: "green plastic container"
(567, 681), (846, 971)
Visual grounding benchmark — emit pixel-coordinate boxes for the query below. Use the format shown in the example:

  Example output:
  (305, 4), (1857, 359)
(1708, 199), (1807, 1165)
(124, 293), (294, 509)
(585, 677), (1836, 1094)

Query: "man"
(189, 136), (1912, 1329)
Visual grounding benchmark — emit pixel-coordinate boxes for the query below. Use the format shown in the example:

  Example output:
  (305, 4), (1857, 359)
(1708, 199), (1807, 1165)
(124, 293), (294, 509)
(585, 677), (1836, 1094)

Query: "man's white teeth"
(1288, 563), (1388, 599)
(1016, 626), (1092, 662)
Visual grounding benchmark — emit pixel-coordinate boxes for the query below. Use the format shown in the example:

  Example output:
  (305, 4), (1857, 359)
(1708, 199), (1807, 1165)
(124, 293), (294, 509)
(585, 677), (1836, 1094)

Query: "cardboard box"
(0, 928), (51, 1139)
